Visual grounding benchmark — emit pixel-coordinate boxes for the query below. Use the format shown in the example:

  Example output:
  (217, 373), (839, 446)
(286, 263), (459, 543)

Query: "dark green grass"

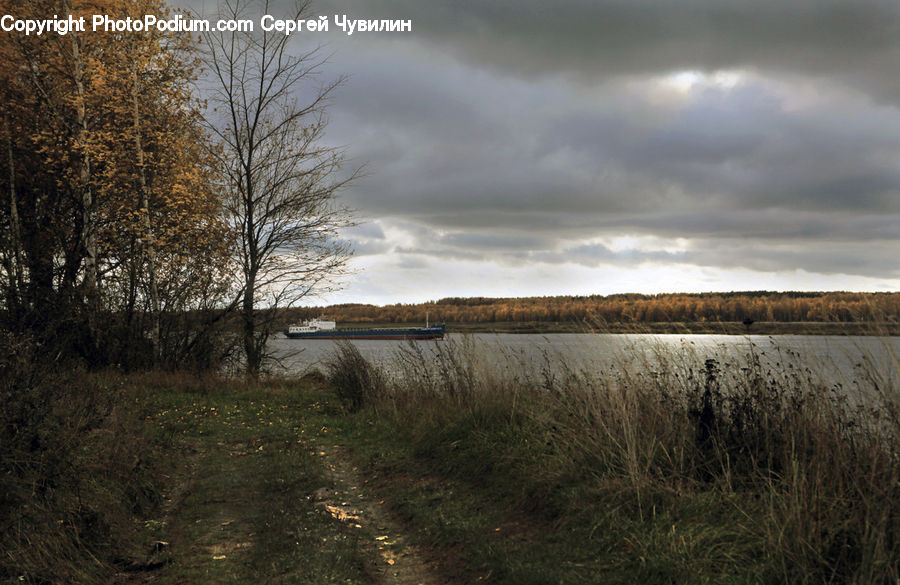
(308, 397), (771, 585)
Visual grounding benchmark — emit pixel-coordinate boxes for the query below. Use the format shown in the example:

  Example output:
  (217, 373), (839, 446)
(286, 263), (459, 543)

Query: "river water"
(269, 333), (899, 393)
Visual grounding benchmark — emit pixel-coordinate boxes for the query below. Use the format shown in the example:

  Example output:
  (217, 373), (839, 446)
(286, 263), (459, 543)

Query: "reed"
(325, 333), (900, 583)
(324, 340), (387, 412)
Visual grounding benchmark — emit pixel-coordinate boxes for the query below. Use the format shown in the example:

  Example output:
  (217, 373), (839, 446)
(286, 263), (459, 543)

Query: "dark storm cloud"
(533, 243), (687, 267)
(345, 218), (899, 280)
(560, 82), (900, 213)
(328, 57), (900, 241)
(344, 222), (386, 241)
(603, 211), (900, 242)
(173, 0), (900, 284)
(410, 209), (900, 244)
(439, 232), (548, 251)
(685, 240), (900, 278)
(320, 0), (900, 101)
(540, 239), (900, 279)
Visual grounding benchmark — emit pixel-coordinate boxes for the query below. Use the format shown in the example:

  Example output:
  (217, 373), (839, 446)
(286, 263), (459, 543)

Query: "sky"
(183, 0), (900, 305)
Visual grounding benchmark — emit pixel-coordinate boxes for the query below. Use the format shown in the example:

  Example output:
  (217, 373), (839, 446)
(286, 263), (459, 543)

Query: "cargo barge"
(284, 318), (445, 340)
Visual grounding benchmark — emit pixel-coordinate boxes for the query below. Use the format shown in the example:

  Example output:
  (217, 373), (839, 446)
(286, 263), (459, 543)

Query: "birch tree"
(0, 0), (233, 367)
(202, 0), (355, 376)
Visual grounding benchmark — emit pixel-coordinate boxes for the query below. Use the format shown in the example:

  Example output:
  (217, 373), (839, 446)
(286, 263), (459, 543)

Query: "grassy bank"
(1, 358), (377, 584)
(321, 337), (900, 584)
(5, 332), (899, 583)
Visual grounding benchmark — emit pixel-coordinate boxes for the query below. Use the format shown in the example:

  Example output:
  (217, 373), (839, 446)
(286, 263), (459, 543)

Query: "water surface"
(269, 333), (899, 392)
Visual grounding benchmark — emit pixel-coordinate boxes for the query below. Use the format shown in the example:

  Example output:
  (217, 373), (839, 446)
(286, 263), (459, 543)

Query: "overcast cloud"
(180, 0), (900, 303)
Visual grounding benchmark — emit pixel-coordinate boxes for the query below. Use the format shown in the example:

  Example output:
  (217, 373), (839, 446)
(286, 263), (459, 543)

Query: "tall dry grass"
(0, 334), (171, 584)
(326, 334), (900, 583)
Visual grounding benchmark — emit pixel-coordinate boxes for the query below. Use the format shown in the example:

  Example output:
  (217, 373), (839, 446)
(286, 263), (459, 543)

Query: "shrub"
(324, 341), (386, 411)
(0, 333), (165, 584)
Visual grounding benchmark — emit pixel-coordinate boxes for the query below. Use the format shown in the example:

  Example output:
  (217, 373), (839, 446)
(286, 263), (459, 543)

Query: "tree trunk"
(65, 0), (99, 322)
(132, 67), (160, 363)
(4, 112), (24, 313)
(242, 271), (259, 377)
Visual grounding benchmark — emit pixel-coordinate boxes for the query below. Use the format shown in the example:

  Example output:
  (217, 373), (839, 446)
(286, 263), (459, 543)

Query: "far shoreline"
(286, 321), (899, 336)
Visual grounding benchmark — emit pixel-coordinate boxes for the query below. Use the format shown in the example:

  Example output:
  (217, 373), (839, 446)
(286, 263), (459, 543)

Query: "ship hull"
(284, 325), (445, 340)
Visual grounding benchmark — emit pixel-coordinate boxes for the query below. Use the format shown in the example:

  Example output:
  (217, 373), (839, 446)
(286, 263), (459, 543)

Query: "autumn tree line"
(291, 291), (900, 326)
(3, 2), (360, 578)
(0, 0), (351, 372)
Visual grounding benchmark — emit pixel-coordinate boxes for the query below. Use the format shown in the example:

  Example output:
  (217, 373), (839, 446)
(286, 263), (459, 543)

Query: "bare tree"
(202, 0), (355, 377)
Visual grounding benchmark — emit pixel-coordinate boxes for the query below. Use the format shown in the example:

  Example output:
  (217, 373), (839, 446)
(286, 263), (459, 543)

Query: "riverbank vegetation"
(1, 3), (897, 581)
(3, 330), (898, 583)
(323, 337), (900, 583)
(0, 337), (167, 583)
(288, 291), (900, 332)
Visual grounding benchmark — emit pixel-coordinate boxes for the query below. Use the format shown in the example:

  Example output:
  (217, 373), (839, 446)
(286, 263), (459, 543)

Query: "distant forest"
(289, 292), (900, 324)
